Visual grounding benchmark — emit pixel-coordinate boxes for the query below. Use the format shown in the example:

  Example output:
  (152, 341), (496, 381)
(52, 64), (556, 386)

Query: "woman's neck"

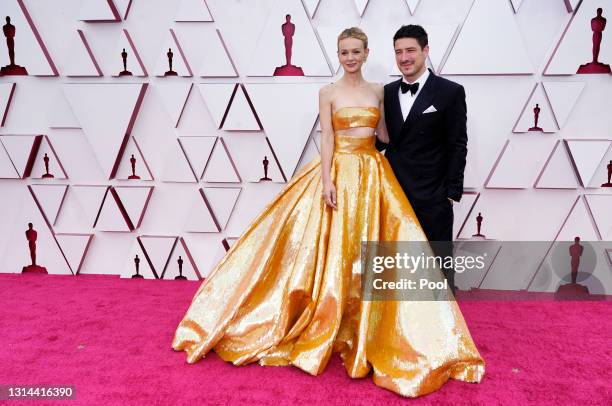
(340, 70), (365, 86)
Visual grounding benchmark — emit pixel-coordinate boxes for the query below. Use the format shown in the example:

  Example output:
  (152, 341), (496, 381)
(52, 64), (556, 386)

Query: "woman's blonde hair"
(337, 27), (368, 50)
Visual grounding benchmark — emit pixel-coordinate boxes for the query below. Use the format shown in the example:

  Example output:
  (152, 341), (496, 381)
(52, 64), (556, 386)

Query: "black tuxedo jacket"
(376, 69), (467, 207)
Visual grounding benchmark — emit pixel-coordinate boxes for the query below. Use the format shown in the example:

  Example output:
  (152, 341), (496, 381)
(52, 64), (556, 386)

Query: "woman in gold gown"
(172, 28), (485, 398)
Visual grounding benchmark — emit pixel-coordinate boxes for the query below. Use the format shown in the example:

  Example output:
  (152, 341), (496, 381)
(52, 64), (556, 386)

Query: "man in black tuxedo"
(376, 25), (468, 294)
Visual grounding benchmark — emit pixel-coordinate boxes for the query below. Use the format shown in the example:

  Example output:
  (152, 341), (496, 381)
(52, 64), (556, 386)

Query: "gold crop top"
(332, 106), (380, 131)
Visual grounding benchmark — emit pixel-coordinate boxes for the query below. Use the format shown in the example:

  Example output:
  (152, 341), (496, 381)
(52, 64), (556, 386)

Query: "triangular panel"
(120, 240), (157, 279)
(294, 136), (320, 176)
(247, 0), (331, 76)
(223, 133), (285, 183)
(154, 30), (193, 77)
(405, 0), (421, 14)
(245, 83), (320, 177)
(425, 24), (458, 74)
(510, 0), (523, 13)
(197, 83), (235, 128)
(199, 29), (237, 77)
(303, 0), (322, 17)
(113, 186), (154, 229)
(179, 136), (216, 179)
(0, 192), (70, 274)
(202, 138), (241, 182)
(222, 85), (261, 131)
(95, 189), (132, 232)
(29, 184), (68, 226)
(250, 140), (286, 183)
(0, 134), (39, 178)
(555, 197), (600, 241)
(202, 187), (241, 230)
(1, 0), (58, 76)
(565, 0), (582, 12)
(156, 82), (193, 128)
(139, 235), (178, 277)
(47, 88), (80, 129)
(535, 141), (580, 189)
(588, 143), (612, 188)
(78, 0), (120, 21)
(0, 139), (20, 178)
(566, 140), (611, 187)
(114, 0), (133, 20)
(181, 234), (225, 278)
(1, 83), (16, 126)
(546, 0), (612, 75)
(442, 0), (533, 74)
(111, 29), (147, 77)
(63, 83), (148, 179)
(585, 194), (612, 240)
(115, 137), (154, 181)
(160, 139), (198, 183)
(453, 192), (480, 240)
(30, 136), (68, 179)
(175, 0), (213, 21)
(542, 81), (585, 128)
(352, 0), (370, 16)
(513, 84), (558, 133)
(64, 30), (103, 77)
(487, 137), (557, 188)
(184, 188), (219, 232)
(164, 237), (202, 280)
(72, 185), (108, 227)
(55, 233), (93, 274)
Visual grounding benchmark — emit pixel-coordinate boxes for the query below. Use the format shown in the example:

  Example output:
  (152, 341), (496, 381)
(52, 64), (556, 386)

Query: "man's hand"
(447, 197), (455, 206)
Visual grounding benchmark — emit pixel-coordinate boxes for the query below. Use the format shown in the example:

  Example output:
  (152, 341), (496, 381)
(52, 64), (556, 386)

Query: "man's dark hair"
(393, 25), (428, 49)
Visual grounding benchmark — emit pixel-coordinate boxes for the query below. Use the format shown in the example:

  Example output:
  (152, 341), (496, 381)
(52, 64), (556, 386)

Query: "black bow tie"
(400, 82), (419, 96)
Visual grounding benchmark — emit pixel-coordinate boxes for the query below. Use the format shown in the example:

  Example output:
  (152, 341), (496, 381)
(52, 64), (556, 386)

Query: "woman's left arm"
(375, 84), (389, 144)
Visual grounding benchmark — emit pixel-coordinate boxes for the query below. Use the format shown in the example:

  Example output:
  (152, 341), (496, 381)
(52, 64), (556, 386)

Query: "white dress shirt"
(398, 68), (430, 121)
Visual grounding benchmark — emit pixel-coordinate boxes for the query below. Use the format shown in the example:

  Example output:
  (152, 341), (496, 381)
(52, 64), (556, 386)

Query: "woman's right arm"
(319, 85), (337, 210)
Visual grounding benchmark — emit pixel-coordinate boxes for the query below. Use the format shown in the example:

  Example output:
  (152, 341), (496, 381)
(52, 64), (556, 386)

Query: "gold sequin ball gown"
(172, 106), (485, 397)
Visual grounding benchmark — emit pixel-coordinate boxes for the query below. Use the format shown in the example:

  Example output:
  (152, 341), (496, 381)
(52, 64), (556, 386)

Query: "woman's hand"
(322, 181), (337, 210)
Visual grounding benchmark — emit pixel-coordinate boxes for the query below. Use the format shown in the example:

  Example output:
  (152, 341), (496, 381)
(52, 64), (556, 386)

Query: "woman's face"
(337, 37), (368, 73)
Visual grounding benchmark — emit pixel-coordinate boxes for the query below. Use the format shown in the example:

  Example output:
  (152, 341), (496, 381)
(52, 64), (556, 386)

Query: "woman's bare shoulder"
(368, 81), (384, 95)
(319, 82), (336, 97)
(365, 81), (384, 102)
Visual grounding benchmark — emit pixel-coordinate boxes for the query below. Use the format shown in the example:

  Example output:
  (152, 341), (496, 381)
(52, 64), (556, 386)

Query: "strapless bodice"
(332, 106), (380, 131)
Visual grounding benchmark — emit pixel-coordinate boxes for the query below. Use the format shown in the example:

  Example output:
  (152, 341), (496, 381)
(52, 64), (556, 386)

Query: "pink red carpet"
(1, 274), (610, 405)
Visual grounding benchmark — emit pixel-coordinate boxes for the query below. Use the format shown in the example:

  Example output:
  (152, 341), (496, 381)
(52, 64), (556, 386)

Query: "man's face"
(394, 37), (428, 79)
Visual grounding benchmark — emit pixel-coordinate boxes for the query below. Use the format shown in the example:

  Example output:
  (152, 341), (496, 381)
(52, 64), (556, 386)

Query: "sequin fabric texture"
(172, 107), (485, 397)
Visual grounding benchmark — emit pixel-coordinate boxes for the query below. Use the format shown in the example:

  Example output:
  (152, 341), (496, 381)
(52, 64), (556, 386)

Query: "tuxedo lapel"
(401, 70), (437, 135)
(388, 79), (404, 139)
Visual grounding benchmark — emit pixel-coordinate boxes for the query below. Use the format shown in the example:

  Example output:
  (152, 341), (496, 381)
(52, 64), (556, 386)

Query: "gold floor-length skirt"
(172, 135), (485, 397)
